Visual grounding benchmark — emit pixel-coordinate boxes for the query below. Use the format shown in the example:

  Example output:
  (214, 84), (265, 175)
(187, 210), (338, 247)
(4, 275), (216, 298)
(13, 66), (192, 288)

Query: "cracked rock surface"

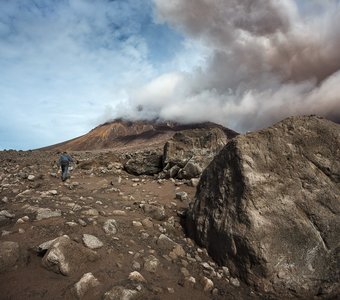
(186, 116), (340, 298)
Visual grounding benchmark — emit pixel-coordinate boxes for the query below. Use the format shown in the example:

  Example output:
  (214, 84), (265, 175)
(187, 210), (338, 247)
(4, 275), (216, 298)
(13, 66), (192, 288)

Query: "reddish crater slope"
(42, 119), (238, 151)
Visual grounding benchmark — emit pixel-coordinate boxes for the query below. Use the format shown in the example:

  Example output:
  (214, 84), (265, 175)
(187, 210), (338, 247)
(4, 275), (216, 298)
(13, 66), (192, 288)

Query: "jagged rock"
(132, 221), (143, 227)
(74, 272), (100, 298)
(103, 286), (138, 300)
(201, 276), (214, 292)
(189, 178), (200, 187)
(143, 255), (160, 273)
(163, 127), (236, 179)
(177, 162), (202, 179)
(142, 204), (166, 221)
(124, 153), (162, 175)
(132, 261), (141, 270)
(156, 234), (177, 251)
(0, 210), (15, 220)
(42, 235), (99, 275)
(82, 234), (103, 249)
(103, 219), (118, 235)
(128, 271), (146, 283)
(168, 165), (180, 178)
(175, 192), (188, 201)
(186, 116), (340, 298)
(0, 241), (20, 272)
(37, 237), (59, 254)
(27, 175), (35, 181)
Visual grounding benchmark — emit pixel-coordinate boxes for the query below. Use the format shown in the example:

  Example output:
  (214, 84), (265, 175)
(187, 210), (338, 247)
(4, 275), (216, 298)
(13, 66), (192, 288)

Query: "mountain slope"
(42, 119), (238, 151)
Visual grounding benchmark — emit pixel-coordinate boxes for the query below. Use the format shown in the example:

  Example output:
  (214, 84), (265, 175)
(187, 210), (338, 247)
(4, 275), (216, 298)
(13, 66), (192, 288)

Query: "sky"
(0, 0), (339, 150)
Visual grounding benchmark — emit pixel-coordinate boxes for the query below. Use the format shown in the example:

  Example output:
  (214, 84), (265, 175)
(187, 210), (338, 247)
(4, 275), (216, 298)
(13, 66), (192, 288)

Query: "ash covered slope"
(42, 119), (238, 151)
(186, 115), (340, 298)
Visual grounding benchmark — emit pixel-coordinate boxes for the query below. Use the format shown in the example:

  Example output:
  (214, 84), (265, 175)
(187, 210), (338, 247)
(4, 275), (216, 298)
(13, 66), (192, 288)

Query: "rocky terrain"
(0, 116), (339, 300)
(0, 149), (253, 300)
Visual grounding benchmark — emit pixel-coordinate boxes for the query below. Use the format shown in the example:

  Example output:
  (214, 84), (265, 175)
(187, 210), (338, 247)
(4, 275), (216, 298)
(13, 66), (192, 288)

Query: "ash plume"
(131, 0), (340, 132)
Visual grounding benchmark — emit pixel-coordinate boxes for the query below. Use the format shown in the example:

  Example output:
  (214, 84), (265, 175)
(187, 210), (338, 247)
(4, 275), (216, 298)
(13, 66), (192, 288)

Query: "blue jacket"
(59, 153), (73, 165)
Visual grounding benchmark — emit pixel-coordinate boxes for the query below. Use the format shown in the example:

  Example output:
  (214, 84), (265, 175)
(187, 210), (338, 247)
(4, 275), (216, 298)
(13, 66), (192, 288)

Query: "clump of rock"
(186, 116), (340, 298)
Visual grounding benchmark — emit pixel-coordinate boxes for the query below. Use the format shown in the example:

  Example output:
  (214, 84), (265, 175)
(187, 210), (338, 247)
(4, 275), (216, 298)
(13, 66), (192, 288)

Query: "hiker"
(58, 151), (74, 181)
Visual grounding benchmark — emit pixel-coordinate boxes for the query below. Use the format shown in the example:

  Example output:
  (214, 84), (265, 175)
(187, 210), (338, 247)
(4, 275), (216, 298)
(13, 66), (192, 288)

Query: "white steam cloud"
(128, 0), (340, 132)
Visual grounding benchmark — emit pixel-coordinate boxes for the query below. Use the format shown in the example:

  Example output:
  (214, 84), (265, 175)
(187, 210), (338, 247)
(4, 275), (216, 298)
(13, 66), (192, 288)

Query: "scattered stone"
(0, 241), (20, 272)
(144, 255), (160, 273)
(181, 267), (190, 277)
(189, 178), (200, 187)
(141, 233), (149, 240)
(185, 276), (196, 287)
(82, 234), (103, 250)
(157, 234), (177, 251)
(0, 210), (15, 219)
(222, 266), (230, 277)
(128, 271), (146, 283)
(42, 235), (99, 276)
(112, 210), (126, 216)
(103, 219), (118, 235)
(141, 218), (153, 228)
(27, 175), (35, 181)
(170, 244), (186, 258)
(78, 219), (87, 226)
(37, 237), (59, 254)
(82, 209), (99, 217)
(175, 192), (188, 201)
(66, 221), (78, 227)
(201, 276), (214, 292)
(103, 286), (138, 300)
(36, 208), (62, 221)
(230, 277), (240, 287)
(74, 272), (100, 299)
(142, 204), (166, 221)
(132, 261), (141, 271)
(132, 221), (143, 227)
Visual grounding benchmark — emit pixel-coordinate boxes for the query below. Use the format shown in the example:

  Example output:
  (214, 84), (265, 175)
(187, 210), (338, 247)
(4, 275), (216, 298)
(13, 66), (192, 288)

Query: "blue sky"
(1, 0), (339, 150)
(0, 0), (194, 150)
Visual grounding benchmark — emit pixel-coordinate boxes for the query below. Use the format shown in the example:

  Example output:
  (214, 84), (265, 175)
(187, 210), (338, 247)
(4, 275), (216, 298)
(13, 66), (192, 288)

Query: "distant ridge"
(41, 119), (238, 151)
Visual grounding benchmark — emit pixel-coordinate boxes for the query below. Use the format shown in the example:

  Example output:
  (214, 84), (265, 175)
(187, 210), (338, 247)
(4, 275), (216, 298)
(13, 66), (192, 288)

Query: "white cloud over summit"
(130, 0), (340, 131)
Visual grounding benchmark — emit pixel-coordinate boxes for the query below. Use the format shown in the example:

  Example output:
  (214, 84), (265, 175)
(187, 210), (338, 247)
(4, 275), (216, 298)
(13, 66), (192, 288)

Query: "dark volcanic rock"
(186, 116), (340, 298)
(163, 127), (236, 179)
(124, 152), (162, 175)
(163, 128), (228, 168)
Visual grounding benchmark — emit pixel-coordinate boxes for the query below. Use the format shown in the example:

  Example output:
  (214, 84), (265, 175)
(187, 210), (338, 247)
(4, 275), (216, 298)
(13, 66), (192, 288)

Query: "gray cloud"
(130, 0), (340, 132)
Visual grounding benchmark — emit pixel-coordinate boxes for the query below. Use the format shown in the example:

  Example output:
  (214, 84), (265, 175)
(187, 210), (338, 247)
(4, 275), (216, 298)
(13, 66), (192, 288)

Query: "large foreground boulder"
(186, 116), (340, 298)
